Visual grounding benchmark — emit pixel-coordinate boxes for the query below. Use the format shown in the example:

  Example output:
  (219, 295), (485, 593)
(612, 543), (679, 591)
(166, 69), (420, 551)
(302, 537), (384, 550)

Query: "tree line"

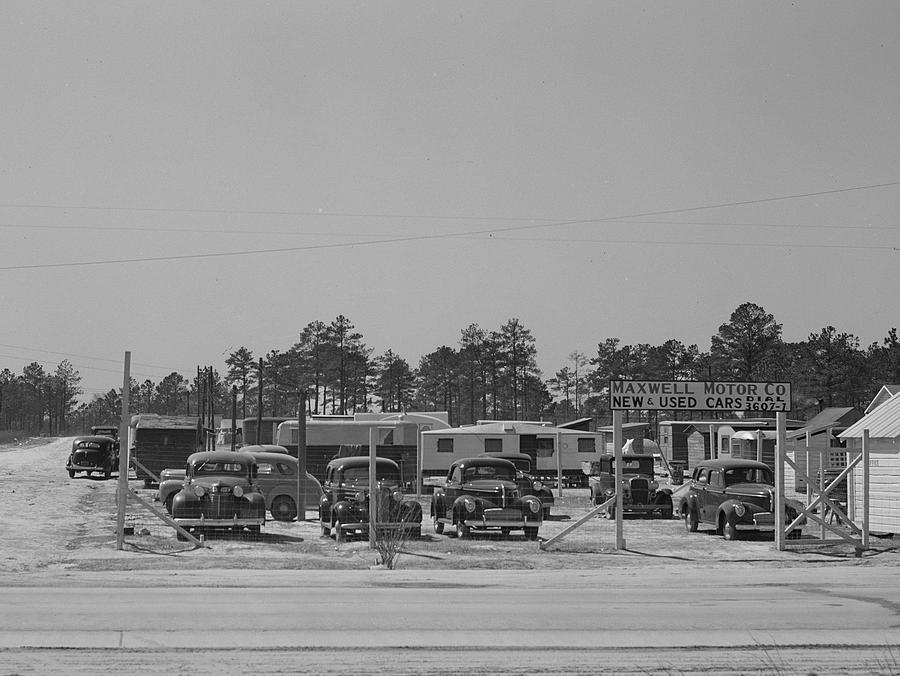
(2, 303), (898, 436)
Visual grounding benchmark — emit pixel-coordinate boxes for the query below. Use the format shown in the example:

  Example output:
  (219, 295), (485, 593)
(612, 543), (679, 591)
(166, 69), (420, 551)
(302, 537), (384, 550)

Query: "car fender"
(333, 500), (360, 523)
(452, 496), (478, 522)
(521, 495), (543, 520)
(717, 499), (745, 524)
(158, 479), (184, 507)
(171, 489), (201, 518)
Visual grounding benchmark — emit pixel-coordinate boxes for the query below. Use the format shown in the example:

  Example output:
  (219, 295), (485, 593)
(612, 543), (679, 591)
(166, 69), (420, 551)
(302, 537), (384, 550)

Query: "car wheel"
(334, 520), (344, 543)
(320, 522), (331, 536)
(248, 525), (261, 539)
(604, 504), (616, 520)
(787, 529), (803, 540)
(164, 494), (174, 514)
(722, 516), (738, 541)
(176, 528), (189, 542)
(542, 507), (551, 520)
(412, 527), (421, 538)
(68, 469), (75, 479)
(683, 506), (698, 532)
(591, 489), (600, 506)
(524, 527), (539, 541)
(104, 467), (112, 480)
(271, 495), (298, 522)
(433, 515), (444, 535)
(458, 522), (470, 539)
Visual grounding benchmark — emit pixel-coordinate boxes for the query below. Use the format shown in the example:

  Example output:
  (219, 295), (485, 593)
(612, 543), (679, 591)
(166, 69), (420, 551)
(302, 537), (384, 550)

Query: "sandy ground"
(1, 437), (897, 575)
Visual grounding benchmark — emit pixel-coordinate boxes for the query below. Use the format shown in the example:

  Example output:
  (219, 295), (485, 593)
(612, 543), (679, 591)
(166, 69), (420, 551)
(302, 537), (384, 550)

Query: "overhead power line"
(1, 180), (898, 270)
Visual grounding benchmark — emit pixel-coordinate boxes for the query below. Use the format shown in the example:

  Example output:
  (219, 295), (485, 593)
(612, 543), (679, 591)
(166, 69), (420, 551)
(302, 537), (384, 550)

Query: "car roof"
(74, 435), (115, 443)
(694, 459), (771, 470)
(243, 451), (298, 464)
(325, 456), (400, 470)
(451, 456), (517, 470)
(186, 450), (256, 464)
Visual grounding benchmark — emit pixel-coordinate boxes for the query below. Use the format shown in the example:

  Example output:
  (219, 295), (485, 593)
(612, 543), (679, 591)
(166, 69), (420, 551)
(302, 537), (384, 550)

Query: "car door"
(704, 469), (726, 522)
(440, 466), (463, 519)
(694, 468), (713, 523)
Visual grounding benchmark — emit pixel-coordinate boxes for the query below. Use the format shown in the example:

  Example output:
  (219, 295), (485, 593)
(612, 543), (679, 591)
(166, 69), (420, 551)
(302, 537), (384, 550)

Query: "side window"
(277, 462), (295, 476)
(577, 438), (596, 453)
(437, 438), (454, 453)
(450, 466), (462, 484)
(697, 468), (709, 485)
(484, 438), (503, 453)
(709, 469), (723, 489)
(256, 462), (274, 475)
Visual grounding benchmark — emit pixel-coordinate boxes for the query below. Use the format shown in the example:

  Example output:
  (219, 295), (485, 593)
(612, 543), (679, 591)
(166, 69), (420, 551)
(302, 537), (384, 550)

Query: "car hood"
(461, 479), (518, 494)
(191, 475), (250, 489)
(724, 483), (774, 499)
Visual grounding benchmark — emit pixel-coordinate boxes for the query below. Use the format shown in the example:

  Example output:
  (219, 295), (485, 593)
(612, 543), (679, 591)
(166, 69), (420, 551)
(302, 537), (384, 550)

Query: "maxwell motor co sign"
(609, 380), (791, 412)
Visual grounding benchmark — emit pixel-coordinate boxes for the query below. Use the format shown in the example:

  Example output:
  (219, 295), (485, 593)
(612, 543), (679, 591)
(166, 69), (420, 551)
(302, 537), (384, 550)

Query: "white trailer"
(420, 421), (605, 486)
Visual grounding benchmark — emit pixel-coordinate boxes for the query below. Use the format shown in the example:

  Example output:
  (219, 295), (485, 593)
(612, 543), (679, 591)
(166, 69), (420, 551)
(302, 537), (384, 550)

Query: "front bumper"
(66, 462), (107, 472)
(174, 515), (265, 528)
(469, 507), (541, 529)
(735, 512), (806, 531)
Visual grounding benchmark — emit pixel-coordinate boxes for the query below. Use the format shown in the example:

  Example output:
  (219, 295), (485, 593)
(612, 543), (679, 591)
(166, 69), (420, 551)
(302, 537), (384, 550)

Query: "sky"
(2, 1), (899, 401)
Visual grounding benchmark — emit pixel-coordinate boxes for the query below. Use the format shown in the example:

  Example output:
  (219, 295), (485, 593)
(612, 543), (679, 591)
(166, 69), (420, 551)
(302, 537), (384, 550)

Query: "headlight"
(391, 489), (404, 503)
(462, 497), (476, 513)
(355, 491), (366, 502)
(233, 485), (244, 498)
(193, 485), (206, 498)
(733, 502), (745, 517)
(528, 499), (541, 514)
(532, 481), (543, 491)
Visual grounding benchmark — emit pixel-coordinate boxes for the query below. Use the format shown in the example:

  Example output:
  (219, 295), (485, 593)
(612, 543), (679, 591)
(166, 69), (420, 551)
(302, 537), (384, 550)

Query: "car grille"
(482, 508), (522, 523)
(629, 478), (650, 505)
(204, 495), (238, 518)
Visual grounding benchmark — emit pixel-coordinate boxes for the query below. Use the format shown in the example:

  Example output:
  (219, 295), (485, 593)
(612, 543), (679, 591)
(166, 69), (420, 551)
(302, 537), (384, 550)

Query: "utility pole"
(256, 357), (264, 444)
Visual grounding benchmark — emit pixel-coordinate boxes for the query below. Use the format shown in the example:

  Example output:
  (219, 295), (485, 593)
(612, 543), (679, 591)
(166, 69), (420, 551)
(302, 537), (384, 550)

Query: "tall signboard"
(609, 380), (791, 412)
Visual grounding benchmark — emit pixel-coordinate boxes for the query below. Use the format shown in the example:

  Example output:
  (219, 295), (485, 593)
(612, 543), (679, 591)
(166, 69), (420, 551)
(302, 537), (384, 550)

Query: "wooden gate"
(776, 418), (869, 552)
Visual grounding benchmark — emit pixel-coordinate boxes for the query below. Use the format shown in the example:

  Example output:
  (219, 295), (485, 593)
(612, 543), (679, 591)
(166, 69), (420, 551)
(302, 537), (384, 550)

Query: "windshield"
(618, 458), (653, 474)
(340, 466), (400, 484)
(462, 464), (515, 482)
(724, 466), (773, 486)
(193, 461), (248, 476)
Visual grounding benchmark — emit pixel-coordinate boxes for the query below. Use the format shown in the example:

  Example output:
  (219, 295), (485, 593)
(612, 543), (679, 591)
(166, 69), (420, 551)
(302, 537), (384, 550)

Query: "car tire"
(787, 529), (802, 540)
(433, 515), (444, 535)
(334, 521), (344, 543)
(248, 525), (261, 539)
(542, 507), (551, 520)
(271, 495), (298, 522)
(104, 467), (112, 480)
(604, 504), (616, 520)
(164, 494), (175, 514)
(524, 527), (539, 541)
(412, 527), (421, 538)
(722, 516), (738, 541)
(68, 469), (75, 479)
(458, 522), (470, 539)
(320, 522), (331, 536)
(500, 527), (511, 536)
(683, 506), (699, 532)
(176, 528), (189, 542)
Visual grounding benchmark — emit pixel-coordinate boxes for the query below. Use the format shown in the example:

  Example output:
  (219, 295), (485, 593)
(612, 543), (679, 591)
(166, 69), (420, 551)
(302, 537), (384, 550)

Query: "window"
(709, 469), (723, 488)
(437, 438), (454, 453)
(697, 468), (710, 484)
(484, 438), (503, 453)
(577, 437), (596, 453)
(536, 437), (555, 457)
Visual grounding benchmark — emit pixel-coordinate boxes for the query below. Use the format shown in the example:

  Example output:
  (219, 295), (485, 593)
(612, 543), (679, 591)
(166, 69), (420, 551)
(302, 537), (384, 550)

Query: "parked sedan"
(679, 459), (805, 540)
(242, 450), (323, 522)
(66, 435), (118, 479)
(170, 451), (266, 539)
(319, 456), (422, 542)
(431, 457), (543, 540)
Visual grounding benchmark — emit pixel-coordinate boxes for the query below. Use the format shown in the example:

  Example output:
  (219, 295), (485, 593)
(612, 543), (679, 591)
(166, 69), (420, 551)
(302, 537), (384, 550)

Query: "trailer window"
(483, 438), (503, 453)
(437, 438), (454, 453)
(536, 437), (554, 457)
(577, 438), (596, 453)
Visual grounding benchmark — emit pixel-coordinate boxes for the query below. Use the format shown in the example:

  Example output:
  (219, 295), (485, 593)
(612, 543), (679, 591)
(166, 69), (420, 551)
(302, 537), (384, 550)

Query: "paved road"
(2, 567), (899, 674)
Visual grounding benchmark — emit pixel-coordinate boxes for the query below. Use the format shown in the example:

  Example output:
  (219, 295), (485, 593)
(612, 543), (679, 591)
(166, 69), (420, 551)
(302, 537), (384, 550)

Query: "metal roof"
(786, 407), (862, 440)
(421, 421), (600, 436)
(840, 392), (900, 439)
